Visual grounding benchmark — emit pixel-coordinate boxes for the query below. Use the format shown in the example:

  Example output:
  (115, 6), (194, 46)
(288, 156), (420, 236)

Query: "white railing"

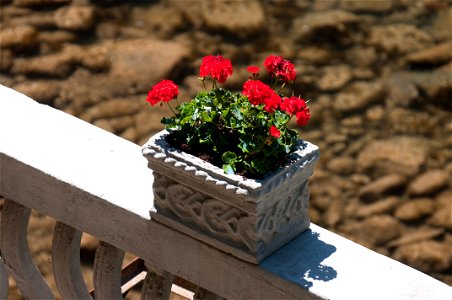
(0, 84), (451, 299)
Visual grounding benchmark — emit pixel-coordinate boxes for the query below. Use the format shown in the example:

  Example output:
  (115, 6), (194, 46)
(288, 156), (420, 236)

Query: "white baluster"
(140, 264), (174, 300)
(0, 258), (8, 299)
(52, 222), (92, 299)
(0, 200), (54, 299)
(93, 241), (124, 300)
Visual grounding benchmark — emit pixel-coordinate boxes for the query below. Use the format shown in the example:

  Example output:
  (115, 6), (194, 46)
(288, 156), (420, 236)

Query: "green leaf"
(201, 111), (212, 122)
(222, 151), (237, 164)
(223, 164), (235, 175)
(251, 159), (267, 174)
(161, 117), (173, 125)
(228, 117), (237, 128)
(231, 107), (243, 121)
(239, 139), (251, 153)
(274, 110), (290, 126)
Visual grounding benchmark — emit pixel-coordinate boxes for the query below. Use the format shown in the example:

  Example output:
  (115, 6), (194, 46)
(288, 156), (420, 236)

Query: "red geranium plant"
(146, 54), (311, 178)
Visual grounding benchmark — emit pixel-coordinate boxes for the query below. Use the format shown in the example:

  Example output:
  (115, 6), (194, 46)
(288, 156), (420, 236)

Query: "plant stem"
(272, 77), (279, 90)
(166, 102), (177, 116)
(277, 82), (286, 94)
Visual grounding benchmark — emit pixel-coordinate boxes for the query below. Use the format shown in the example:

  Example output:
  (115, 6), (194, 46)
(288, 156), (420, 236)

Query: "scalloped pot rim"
(142, 130), (320, 193)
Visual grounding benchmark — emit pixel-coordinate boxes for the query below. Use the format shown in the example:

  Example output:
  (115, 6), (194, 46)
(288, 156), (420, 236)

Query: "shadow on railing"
(262, 230), (337, 289)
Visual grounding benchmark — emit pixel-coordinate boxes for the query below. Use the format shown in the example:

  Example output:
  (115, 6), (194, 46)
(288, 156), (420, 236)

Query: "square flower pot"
(142, 130), (319, 264)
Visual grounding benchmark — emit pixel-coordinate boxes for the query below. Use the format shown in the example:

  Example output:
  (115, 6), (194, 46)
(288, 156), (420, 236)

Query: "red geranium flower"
(146, 79), (179, 106)
(269, 125), (281, 138)
(277, 60), (296, 83)
(280, 96), (306, 115)
(264, 55), (283, 75)
(296, 108), (311, 127)
(264, 93), (282, 113)
(242, 80), (274, 106)
(264, 55), (296, 83)
(199, 55), (233, 84)
(246, 65), (260, 77)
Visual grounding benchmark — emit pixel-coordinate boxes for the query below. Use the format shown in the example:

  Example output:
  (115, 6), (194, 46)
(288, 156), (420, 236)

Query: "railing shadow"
(260, 229), (337, 289)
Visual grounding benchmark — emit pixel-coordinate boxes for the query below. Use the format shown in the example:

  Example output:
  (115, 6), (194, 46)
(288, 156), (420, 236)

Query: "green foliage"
(162, 89), (299, 179)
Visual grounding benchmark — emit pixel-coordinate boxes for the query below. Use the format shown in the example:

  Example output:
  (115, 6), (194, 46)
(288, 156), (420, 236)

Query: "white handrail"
(0, 84), (451, 299)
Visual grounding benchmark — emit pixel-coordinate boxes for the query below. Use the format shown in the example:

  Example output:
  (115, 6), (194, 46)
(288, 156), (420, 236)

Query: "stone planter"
(142, 130), (319, 264)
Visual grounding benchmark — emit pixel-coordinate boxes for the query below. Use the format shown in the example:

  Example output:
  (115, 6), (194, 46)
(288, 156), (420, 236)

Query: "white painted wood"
(93, 241), (124, 300)
(1, 84), (451, 300)
(0, 258), (8, 299)
(0, 86), (152, 221)
(122, 270), (146, 295)
(0, 200), (54, 299)
(171, 284), (195, 300)
(52, 222), (92, 299)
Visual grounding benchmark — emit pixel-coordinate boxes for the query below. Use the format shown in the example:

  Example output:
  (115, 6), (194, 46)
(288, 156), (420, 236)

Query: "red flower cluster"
(265, 93), (282, 113)
(199, 55), (233, 83)
(295, 109), (310, 127)
(242, 56), (310, 127)
(242, 80), (274, 106)
(146, 79), (179, 106)
(269, 125), (281, 138)
(242, 80), (282, 113)
(242, 82), (310, 126)
(147, 54), (310, 153)
(246, 65), (260, 77)
(280, 96), (306, 115)
(280, 96), (310, 126)
(264, 55), (296, 83)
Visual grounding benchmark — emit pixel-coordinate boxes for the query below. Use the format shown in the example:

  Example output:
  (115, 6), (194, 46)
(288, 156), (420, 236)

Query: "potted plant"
(142, 54), (319, 263)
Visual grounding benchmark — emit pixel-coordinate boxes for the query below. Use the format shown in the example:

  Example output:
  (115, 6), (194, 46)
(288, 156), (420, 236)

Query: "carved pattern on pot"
(153, 171), (310, 254)
(153, 172), (255, 251)
(256, 181), (309, 244)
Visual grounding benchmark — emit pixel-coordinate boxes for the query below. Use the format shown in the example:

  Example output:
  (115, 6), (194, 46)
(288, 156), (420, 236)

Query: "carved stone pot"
(142, 130), (319, 264)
